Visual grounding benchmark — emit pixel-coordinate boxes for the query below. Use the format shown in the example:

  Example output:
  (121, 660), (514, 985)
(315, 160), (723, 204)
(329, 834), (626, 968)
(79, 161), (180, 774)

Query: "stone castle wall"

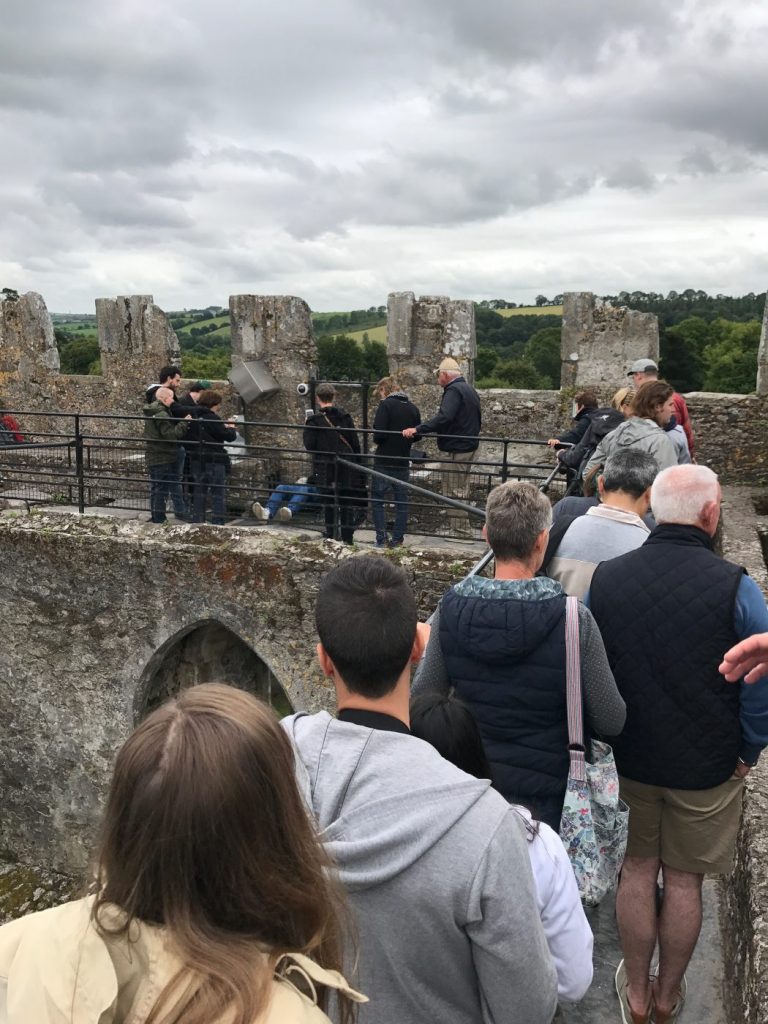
(2, 288), (768, 481)
(0, 513), (477, 874)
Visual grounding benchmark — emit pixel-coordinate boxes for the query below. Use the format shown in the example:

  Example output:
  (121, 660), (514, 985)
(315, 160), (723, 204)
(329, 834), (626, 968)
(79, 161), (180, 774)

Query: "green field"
(496, 305), (563, 317)
(346, 324), (388, 343)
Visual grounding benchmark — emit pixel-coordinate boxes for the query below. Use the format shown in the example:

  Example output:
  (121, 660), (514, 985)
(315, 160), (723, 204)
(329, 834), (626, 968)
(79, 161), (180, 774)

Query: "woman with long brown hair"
(0, 684), (364, 1024)
(582, 379), (679, 484)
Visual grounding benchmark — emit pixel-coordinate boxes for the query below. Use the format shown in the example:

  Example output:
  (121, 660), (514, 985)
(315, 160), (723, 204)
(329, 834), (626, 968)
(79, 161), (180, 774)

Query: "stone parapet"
(561, 292), (659, 389)
(0, 512), (476, 874)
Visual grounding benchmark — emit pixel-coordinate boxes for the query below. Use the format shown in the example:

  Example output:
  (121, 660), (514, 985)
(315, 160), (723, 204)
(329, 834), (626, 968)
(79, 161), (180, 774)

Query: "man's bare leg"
(654, 865), (703, 1014)
(616, 856), (660, 1015)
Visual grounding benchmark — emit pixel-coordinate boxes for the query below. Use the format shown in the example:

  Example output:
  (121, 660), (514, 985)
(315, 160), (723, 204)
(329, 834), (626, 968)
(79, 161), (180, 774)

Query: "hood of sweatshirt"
(439, 575), (566, 665)
(142, 400), (166, 416)
(610, 416), (663, 448)
(282, 711), (496, 892)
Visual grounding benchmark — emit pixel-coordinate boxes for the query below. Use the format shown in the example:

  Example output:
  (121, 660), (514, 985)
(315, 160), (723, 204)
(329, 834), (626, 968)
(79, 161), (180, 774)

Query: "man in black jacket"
(303, 383), (362, 544)
(403, 357), (481, 527)
(371, 377), (420, 548)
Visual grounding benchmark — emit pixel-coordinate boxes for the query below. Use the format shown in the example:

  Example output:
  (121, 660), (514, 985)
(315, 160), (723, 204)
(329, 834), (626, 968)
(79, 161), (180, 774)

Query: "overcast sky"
(1, 0), (767, 313)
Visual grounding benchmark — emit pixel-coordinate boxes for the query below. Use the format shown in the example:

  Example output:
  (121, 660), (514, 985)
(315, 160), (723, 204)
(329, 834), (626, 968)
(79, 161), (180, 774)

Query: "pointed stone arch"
(134, 619), (293, 723)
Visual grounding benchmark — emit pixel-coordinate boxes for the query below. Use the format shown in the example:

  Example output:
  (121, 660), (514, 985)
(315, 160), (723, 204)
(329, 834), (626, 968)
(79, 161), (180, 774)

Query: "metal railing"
(0, 410), (570, 540)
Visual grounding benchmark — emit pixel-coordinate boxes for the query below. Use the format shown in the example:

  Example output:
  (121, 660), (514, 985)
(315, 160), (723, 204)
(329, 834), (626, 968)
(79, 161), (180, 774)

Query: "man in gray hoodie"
(282, 556), (558, 1024)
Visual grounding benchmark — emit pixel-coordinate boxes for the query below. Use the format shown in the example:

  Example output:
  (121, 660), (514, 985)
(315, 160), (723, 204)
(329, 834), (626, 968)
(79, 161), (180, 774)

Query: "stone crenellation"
(387, 291), (476, 387)
(560, 292), (659, 390)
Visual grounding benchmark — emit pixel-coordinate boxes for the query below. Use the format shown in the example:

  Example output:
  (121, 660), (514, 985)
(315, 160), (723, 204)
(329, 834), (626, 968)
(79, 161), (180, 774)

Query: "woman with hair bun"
(0, 684), (365, 1024)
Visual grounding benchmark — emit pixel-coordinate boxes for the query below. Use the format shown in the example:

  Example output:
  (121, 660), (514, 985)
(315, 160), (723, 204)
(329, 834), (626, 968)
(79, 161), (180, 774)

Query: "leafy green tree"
(524, 328), (561, 388)
(491, 359), (546, 389)
(182, 349), (231, 380)
(659, 321), (705, 392)
(702, 320), (761, 393)
(59, 337), (101, 375)
(361, 338), (388, 380)
(317, 335), (364, 380)
(475, 346), (499, 379)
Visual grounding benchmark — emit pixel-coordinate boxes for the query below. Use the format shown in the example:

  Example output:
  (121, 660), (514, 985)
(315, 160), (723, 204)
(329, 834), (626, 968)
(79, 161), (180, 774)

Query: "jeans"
(321, 487), (356, 544)
(191, 461), (228, 524)
(169, 444), (188, 517)
(371, 464), (410, 543)
(266, 482), (318, 518)
(149, 462), (178, 523)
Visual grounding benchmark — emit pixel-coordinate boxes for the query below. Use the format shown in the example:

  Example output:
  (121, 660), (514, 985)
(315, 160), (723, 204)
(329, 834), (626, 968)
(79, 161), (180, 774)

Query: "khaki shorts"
(620, 773), (746, 874)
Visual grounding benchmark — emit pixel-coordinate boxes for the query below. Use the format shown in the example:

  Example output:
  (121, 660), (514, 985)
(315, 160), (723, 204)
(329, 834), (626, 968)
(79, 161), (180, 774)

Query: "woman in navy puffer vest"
(412, 482), (626, 829)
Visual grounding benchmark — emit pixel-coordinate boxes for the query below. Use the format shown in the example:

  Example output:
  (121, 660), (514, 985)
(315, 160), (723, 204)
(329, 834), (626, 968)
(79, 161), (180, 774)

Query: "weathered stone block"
(561, 292), (659, 390)
(95, 294), (180, 385)
(387, 292), (476, 387)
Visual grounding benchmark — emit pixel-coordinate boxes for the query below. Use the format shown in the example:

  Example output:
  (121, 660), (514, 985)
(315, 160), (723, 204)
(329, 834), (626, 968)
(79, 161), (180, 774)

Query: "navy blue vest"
(589, 524), (743, 789)
(440, 587), (569, 804)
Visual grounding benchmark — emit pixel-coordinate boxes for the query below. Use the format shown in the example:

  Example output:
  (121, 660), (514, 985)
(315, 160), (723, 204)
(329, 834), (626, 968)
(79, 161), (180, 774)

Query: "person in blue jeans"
(371, 377), (420, 548)
(142, 386), (192, 524)
(190, 390), (237, 525)
(252, 477), (319, 523)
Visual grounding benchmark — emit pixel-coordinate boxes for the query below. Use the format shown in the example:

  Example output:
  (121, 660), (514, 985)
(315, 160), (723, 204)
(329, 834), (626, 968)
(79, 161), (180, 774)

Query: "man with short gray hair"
(545, 450), (656, 597)
(586, 463), (768, 1023)
(403, 356), (481, 527)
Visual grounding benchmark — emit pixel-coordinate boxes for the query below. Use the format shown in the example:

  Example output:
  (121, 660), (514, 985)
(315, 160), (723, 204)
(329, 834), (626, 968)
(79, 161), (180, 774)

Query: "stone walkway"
(559, 881), (726, 1022)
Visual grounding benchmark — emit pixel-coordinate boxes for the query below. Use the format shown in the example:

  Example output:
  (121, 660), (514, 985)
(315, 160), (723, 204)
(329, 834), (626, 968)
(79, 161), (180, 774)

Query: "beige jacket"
(0, 898), (366, 1024)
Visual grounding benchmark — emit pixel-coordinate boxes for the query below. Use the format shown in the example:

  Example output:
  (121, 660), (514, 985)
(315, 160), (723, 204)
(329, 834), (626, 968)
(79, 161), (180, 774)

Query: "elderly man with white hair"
(585, 464), (768, 1024)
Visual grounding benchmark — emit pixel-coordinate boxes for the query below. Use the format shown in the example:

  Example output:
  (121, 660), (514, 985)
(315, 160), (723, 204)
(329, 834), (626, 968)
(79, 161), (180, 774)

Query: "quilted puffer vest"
(589, 524), (743, 789)
(440, 584), (569, 803)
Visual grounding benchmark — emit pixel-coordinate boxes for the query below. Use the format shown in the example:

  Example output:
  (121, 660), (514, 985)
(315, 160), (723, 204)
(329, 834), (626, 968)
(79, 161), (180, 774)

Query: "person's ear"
(597, 475), (606, 498)
(481, 522), (488, 542)
(411, 622), (430, 663)
(641, 486), (652, 511)
(701, 499), (720, 536)
(316, 642), (336, 678)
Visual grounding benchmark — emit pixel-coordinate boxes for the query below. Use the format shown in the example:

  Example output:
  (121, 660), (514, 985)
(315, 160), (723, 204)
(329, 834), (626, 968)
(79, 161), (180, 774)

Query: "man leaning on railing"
(403, 357), (481, 529)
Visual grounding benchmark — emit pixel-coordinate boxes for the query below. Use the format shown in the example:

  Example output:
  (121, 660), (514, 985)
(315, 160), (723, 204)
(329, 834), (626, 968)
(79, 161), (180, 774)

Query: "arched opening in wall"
(135, 620), (293, 724)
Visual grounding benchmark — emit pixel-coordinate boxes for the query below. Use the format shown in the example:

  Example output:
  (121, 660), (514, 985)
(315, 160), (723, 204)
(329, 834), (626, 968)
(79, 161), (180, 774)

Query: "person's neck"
(600, 492), (646, 517)
(336, 677), (410, 726)
(494, 558), (536, 581)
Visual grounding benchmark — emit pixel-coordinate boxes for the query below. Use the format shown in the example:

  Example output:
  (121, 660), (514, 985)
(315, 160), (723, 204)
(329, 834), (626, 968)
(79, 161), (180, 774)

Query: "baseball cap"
(437, 357), (461, 373)
(627, 359), (658, 376)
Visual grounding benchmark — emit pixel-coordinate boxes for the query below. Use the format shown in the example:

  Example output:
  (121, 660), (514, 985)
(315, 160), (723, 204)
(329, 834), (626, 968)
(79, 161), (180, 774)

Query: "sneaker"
(251, 502), (269, 521)
(615, 960), (652, 1024)
(374, 541), (388, 549)
(389, 539), (404, 548)
(274, 507), (292, 522)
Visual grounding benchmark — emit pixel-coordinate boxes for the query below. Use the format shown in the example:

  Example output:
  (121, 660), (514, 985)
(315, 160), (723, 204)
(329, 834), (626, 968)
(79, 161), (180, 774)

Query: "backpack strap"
(540, 514), (579, 575)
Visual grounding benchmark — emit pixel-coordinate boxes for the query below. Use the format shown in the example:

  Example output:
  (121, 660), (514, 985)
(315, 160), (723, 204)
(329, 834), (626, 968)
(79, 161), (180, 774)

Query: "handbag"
(558, 595), (629, 906)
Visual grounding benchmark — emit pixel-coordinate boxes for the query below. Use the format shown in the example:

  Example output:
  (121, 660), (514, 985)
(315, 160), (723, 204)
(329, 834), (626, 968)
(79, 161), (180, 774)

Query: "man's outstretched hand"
(719, 633), (768, 684)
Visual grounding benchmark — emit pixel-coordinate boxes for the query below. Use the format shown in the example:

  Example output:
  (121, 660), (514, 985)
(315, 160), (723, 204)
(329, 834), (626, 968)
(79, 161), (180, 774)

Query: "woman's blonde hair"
(93, 683), (354, 1024)
(611, 386), (634, 411)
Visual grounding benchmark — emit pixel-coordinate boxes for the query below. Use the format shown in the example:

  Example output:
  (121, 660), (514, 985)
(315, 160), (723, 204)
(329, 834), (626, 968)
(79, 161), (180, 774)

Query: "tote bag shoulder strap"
(565, 595), (587, 782)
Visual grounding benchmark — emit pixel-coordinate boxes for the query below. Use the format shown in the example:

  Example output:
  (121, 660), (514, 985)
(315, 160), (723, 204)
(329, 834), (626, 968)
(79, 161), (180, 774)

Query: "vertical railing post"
(361, 378), (370, 451)
(74, 414), (85, 513)
(332, 458), (341, 540)
(501, 439), (509, 483)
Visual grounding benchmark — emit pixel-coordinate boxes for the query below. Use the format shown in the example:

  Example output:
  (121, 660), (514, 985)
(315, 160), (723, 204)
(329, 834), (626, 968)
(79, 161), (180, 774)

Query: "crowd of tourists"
(14, 358), (764, 1021)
